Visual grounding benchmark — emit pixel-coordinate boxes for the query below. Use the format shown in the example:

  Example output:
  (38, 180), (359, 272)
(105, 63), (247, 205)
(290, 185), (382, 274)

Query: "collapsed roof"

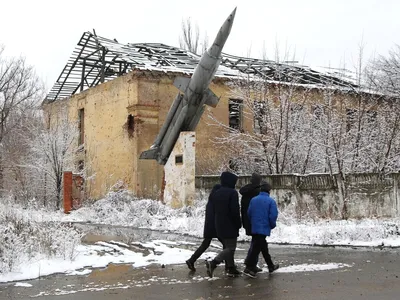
(45, 31), (357, 102)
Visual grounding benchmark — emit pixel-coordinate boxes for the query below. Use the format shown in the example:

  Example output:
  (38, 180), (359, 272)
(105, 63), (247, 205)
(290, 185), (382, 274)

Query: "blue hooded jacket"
(247, 191), (278, 236)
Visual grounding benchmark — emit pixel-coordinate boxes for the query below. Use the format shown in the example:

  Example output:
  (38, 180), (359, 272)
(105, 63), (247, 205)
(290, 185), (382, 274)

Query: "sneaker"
(186, 259), (196, 272)
(226, 267), (242, 277)
(243, 267), (257, 278)
(206, 260), (217, 278)
(268, 264), (280, 273)
(255, 266), (263, 273)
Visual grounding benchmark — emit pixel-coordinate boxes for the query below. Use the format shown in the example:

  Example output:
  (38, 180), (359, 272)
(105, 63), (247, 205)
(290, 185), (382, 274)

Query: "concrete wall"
(164, 132), (196, 208)
(196, 173), (400, 219)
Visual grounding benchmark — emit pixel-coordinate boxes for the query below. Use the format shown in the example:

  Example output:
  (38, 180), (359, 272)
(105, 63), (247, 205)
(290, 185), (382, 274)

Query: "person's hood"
(239, 183), (259, 195)
(211, 184), (222, 193)
(220, 172), (238, 188)
(250, 173), (261, 185)
(260, 181), (272, 193)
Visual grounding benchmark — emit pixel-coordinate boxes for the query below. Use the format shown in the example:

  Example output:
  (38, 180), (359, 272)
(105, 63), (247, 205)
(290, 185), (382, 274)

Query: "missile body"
(140, 8), (236, 165)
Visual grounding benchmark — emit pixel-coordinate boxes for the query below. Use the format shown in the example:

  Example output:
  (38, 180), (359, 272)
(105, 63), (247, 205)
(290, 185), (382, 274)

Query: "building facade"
(44, 31), (360, 200)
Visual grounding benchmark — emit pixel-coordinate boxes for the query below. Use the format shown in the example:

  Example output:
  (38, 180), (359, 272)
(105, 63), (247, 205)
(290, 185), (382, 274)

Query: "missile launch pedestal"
(163, 132), (196, 208)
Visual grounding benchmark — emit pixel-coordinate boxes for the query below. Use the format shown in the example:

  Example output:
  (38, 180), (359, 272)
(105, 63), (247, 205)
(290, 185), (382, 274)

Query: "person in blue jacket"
(243, 181), (279, 278)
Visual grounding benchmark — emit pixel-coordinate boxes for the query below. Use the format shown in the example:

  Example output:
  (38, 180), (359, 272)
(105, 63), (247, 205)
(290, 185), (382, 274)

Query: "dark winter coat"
(239, 175), (261, 236)
(203, 184), (221, 238)
(247, 191), (278, 236)
(211, 172), (242, 239)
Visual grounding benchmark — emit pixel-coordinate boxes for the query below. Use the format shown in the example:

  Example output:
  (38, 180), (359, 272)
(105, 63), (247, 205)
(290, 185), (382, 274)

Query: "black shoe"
(243, 267), (257, 278)
(186, 259), (196, 272)
(225, 262), (235, 272)
(206, 260), (217, 278)
(268, 264), (279, 273)
(227, 267), (242, 277)
(255, 266), (263, 273)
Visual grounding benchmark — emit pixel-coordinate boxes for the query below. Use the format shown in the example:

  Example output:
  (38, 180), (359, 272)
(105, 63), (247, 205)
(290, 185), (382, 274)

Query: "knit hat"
(250, 172), (261, 185)
(260, 181), (271, 193)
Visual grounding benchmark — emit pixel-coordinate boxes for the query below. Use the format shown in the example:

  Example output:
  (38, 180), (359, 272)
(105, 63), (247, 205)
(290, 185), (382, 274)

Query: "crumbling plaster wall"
(55, 72), (238, 200)
(61, 73), (140, 199)
(134, 75), (242, 199)
(164, 132), (196, 208)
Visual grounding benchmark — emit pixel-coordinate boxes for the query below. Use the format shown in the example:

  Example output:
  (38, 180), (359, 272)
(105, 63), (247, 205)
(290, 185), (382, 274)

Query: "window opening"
(229, 99), (243, 131)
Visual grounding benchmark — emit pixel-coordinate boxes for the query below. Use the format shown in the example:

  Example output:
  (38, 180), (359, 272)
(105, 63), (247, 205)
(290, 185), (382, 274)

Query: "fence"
(195, 173), (400, 219)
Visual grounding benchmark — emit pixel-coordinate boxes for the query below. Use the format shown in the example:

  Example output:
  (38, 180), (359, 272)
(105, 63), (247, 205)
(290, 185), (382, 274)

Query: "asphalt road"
(1, 242), (399, 300)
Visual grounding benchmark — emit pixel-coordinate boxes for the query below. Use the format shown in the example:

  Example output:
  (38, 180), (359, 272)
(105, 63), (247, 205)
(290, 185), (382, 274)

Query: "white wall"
(164, 132), (196, 208)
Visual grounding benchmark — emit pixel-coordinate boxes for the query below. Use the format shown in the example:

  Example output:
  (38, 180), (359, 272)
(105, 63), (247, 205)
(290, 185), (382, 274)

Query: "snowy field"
(61, 191), (400, 248)
(1, 191), (399, 283)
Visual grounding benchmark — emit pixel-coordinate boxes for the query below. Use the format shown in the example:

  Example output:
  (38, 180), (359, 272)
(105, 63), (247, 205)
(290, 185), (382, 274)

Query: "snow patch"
(14, 282), (33, 287)
(275, 263), (352, 273)
(66, 269), (92, 276)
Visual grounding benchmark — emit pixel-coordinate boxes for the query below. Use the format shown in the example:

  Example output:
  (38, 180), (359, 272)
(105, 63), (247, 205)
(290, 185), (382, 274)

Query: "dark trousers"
(245, 239), (259, 265)
(246, 234), (274, 269)
(189, 237), (224, 263)
(214, 238), (237, 268)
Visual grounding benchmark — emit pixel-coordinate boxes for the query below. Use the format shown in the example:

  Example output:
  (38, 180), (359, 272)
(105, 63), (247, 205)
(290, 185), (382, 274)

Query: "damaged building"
(43, 31), (358, 201)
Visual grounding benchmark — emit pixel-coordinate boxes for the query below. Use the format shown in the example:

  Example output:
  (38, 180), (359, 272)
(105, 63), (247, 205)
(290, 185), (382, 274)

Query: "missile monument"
(140, 8), (236, 165)
(139, 8), (236, 207)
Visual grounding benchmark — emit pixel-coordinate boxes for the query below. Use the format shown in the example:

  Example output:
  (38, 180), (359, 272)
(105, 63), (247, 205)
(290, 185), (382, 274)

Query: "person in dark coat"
(240, 173), (261, 235)
(240, 172), (262, 272)
(206, 171), (242, 277)
(243, 181), (279, 278)
(185, 184), (224, 271)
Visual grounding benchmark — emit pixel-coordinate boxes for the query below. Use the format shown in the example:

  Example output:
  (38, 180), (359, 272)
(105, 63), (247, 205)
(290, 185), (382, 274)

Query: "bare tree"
(179, 18), (209, 55)
(364, 46), (400, 173)
(367, 45), (400, 97)
(0, 47), (44, 194)
(204, 44), (400, 177)
(24, 106), (80, 210)
(1, 108), (44, 204)
(179, 18), (200, 54)
(206, 51), (319, 175)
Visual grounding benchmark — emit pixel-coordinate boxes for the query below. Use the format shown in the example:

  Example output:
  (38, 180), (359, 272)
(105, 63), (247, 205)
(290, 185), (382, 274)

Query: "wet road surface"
(1, 225), (399, 300)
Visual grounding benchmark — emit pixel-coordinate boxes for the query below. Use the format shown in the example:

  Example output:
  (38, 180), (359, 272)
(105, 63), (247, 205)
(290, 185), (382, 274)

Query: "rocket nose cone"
(224, 7), (236, 32)
(230, 7), (237, 21)
(209, 8), (237, 57)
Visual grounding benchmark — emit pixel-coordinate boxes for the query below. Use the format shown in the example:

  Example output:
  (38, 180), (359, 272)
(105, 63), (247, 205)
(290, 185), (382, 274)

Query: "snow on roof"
(45, 31), (357, 102)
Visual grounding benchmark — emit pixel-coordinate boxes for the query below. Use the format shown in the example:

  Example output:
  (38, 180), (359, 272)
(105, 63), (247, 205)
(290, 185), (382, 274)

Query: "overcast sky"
(1, 0), (399, 91)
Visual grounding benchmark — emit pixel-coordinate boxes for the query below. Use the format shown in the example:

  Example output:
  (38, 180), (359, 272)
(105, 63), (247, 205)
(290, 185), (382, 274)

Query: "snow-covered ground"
(0, 239), (212, 283)
(61, 191), (400, 248)
(1, 191), (399, 283)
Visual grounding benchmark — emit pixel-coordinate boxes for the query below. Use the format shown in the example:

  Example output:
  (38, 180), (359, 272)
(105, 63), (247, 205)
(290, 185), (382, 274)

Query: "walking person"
(239, 172), (262, 272)
(206, 171), (242, 278)
(243, 181), (280, 278)
(186, 184), (224, 271)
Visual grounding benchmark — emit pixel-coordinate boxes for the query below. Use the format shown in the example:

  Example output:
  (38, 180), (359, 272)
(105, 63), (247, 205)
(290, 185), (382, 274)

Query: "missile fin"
(139, 147), (159, 160)
(204, 88), (220, 108)
(173, 77), (191, 92)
